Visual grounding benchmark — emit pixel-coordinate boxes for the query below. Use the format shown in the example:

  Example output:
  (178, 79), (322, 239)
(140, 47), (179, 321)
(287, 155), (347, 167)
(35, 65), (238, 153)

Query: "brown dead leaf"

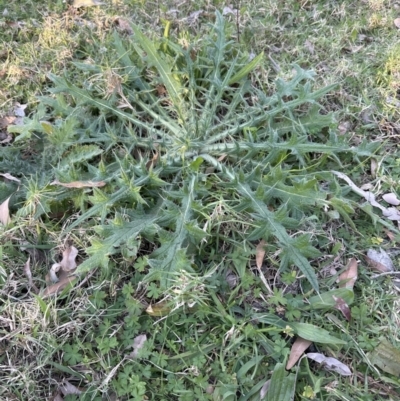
(51, 180), (106, 188)
(360, 183), (373, 191)
(52, 393), (64, 401)
(255, 240), (272, 294)
(370, 158), (378, 177)
(146, 301), (172, 317)
(24, 257), (32, 286)
(13, 103), (27, 117)
(333, 295), (351, 322)
(259, 379), (271, 399)
(256, 240), (266, 269)
(145, 151), (159, 170)
(49, 263), (61, 283)
(23, 257), (39, 294)
(0, 173), (20, 183)
(72, 0), (105, 8)
(365, 248), (394, 273)
(286, 337), (312, 370)
(60, 246), (78, 271)
(382, 192), (400, 206)
(222, 6), (237, 16)
(332, 171), (400, 221)
(0, 133), (12, 144)
(382, 207), (400, 220)
(42, 275), (77, 298)
(0, 196), (11, 225)
(59, 380), (83, 396)
(304, 39), (314, 54)
(338, 120), (351, 135)
(42, 246), (79, 297)
(128, 334), (147, 359)
(307, 353), (352, 376)
(115, 17), (133, 34)
(338, 258), (358, 289)
(0, 116), (17, 129)
(394, 18), (400, 29)
(384, 229), (395, 242)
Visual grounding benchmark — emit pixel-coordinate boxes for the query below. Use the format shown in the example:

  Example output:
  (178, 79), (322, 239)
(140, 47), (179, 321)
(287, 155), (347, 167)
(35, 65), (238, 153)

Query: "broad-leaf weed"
(1, 11), (396, 401)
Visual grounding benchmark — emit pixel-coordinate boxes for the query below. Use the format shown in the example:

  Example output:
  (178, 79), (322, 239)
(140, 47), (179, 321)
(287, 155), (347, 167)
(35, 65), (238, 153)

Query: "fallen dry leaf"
(394, 18), (400, 29)
(332, 171), (383, 211)
(60, 246), (78, 271)
(384, 229), (396, 242)
(360, 183), (373, 191)
(304, 39), (315, 55)
(52, 394), (64, 401)
(382, 207), (400, 220)
(187, 9), (204, 25)
(49, 263), (62, 283)
(23, 257), (39, 294)
(59, 380), (83, 396)
(259, 379), (271, 399)
(332, 171), (400, 221)
(145, 151), (159, 171)
(72, 0), (105, 7)
(0, 173), (21, 183)
(0, 133), (12, 144)
(338, 258), (358, 289)
(43, 246), (79, 297)
(128, 334), (147, 359)
(42, 275), (77, 298)
(146, 301), (172, 317)
(0, 116), (17, 129)
(256, 240), (266, 269)
(365, 248), (393, 273)
(306, 353), (352, 376)
(370, 158), (378, 177)
(51, 180), (106, 188)
(0, 196), (11, 225)
(255, 240), (272, 294)
(115, 17), (133, 34)
(333, 295), (351, 322)
(382, 193), (400, 206)
(222, 6), (237, 16)
(286, 337), (312, 370)
(13, 103), (27, 117)
(338, 120), (351, 135)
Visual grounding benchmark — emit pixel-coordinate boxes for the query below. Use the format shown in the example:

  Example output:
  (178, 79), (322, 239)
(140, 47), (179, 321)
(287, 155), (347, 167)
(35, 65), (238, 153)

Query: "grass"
(1, 1), (400, 400)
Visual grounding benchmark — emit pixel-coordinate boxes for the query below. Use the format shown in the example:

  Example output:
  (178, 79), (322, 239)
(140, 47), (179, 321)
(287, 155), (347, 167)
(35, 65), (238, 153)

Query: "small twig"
(371, 271), (400, 279)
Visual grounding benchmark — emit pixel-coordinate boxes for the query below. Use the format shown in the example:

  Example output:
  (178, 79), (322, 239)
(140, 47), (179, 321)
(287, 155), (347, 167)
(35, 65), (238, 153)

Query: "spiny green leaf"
(236, 181), (319, 292)
(77, 212), (159, 274)
(131, 25), (186, 120)
(146, 175), (198, 287)
(60, 145), (103, 168)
